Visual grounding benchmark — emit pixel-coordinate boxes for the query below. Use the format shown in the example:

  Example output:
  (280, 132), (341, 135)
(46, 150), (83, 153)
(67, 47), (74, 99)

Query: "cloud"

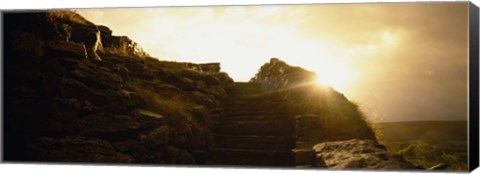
(77, 2), (469, 122)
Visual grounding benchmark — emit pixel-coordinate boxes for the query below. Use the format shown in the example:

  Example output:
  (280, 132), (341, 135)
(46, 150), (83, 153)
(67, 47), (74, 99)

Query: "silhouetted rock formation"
(4, 11), (233, 164)
(248, 58), (417, 169)
(250, 58), (377, 147)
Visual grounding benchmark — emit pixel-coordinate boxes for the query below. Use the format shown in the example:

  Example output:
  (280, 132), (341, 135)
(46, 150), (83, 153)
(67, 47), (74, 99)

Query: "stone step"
(209, 148), (294, 166)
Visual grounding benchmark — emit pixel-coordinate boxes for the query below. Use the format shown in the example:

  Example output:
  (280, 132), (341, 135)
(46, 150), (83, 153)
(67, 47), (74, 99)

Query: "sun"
(313, 65), (354, 92)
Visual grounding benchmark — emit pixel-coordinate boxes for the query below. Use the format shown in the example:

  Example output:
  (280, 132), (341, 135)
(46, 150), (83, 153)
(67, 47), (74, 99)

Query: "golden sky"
(78, 2), (469, 122)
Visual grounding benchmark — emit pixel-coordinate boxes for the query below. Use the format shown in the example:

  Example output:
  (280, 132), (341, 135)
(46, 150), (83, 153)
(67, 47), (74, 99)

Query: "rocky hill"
(4, 11), (419, 170)
(250, 58), (377, 148)
(4, 11), (233, 164)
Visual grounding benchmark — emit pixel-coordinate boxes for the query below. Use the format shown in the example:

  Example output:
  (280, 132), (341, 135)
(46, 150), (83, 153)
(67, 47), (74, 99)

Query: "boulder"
(312, 139), (418, 170)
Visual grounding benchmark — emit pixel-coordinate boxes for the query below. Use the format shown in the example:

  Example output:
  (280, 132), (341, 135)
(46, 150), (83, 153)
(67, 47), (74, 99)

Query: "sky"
(77, 2), (469, 122)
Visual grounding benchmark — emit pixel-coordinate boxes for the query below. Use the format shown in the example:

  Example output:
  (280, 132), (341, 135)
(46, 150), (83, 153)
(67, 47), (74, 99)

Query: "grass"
(46, 10), (91, 25)
(377, 121), (468, 170)
(124, 78), (193, 125)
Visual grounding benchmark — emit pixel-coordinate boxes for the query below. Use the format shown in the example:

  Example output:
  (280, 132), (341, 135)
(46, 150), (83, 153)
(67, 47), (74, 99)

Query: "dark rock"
(199, 63), (221, 73)
(178, 77), (196, 91)
(7, 31), (45, 59)
(131, 109), (164, 129)
(40, 97), (83, 134)
(202, 75), (221, 86)
(79, 113), (141, 140)
(59, 78), (110, 106)
(97, 25), (113, 47)
(70, 61), (124, 90)
(70, 23), (102, 60)
(142, 126), (170, 146)
(163, 146), (196, 164)
(189, 91), (215, 107)
(47, 40), (87, 60)
(195, 80), (208, 89)
(25, 135), (134, 163)
(3, 11), (235, 166)
(312, 139), (418, 169)
(292, 149), (319, 167)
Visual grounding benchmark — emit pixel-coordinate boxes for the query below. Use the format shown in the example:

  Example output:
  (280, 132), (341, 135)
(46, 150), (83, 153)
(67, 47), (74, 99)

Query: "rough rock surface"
(3, 11), (233, 164)
(312, 139), (418, 170)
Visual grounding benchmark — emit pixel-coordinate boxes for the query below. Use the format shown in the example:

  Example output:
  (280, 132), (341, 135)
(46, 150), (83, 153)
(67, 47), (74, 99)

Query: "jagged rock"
(70, 61), (124, 89)
(199, 63), (221, 73)
(79, 113), (141, 140)
(103, 36), (148, 57)
(70, 23), (102, 60)
(312, 139), (418, 169)
(25, 136), (134, 163)
(47, 40), (87, 60)
(97, 25), (113, 47)
(250, 58), (316, 90)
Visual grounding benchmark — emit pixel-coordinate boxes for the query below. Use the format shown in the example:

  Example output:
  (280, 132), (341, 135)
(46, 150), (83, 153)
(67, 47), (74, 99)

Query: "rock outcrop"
(3, 11), (233, 164)
(250, 58), (377, 148)
(312, 139), (418, 170)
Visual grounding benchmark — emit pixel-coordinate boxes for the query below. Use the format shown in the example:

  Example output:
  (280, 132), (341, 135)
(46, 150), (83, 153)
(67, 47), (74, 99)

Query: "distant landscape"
(376, 121), (468, 170)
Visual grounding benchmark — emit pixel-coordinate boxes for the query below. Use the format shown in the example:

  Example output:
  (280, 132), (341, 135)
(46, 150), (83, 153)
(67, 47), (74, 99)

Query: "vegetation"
(377, 121), (467, 170)
(46, 10), (91, 25)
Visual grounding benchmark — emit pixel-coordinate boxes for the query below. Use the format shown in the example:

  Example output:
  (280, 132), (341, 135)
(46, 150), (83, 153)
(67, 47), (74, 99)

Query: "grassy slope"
(376, 121), (467, 170)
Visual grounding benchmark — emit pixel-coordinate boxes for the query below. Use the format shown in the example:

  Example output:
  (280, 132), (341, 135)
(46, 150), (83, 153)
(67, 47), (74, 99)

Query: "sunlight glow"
(313, 64), (355, 92)
(381, 32), (396, 45)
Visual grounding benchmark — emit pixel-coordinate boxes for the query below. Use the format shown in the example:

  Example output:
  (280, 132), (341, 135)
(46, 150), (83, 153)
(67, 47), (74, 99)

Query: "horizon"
(77, 2), (469, 122)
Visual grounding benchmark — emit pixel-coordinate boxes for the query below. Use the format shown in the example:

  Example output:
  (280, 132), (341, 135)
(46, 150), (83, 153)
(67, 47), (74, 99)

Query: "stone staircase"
(209, 82), (295, 167)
